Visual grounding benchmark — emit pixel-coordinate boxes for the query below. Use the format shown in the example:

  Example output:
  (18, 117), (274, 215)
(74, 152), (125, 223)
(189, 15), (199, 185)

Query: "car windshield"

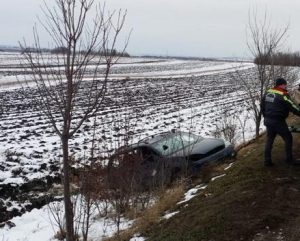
(151, 132), (202, 156)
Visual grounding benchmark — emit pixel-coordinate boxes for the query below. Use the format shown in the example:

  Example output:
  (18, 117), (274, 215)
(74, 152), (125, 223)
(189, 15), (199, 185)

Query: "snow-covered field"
(0, 53), (256, 185)
(0, 52), (258, 240)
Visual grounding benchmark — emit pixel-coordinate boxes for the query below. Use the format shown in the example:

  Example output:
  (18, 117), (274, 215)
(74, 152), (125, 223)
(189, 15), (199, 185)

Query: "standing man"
(261, 77), (300, 166)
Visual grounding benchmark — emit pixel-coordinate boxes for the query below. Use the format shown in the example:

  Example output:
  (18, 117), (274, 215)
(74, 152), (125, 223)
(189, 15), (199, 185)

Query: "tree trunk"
(255, 114), (262, 139)
(62, 135), (74, 241)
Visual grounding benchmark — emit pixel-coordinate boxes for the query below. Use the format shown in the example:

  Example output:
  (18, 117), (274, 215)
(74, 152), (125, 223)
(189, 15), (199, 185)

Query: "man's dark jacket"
(262, 87), (300, 124)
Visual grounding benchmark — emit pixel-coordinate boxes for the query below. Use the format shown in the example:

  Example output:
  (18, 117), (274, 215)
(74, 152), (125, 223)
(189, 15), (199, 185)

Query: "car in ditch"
(107, 131), (236, 189)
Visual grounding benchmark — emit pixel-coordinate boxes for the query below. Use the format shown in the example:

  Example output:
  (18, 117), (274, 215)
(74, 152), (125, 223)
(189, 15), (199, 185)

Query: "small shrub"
(134, 181), (186, 233)
(54, 230), (66, 240)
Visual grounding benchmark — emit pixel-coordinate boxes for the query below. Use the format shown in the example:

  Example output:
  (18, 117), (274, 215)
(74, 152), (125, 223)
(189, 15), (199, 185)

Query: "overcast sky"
(1, 0), (300, 58)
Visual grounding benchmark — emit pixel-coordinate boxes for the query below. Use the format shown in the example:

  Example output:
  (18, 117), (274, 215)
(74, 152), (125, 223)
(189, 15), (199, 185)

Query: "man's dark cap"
(275, 78), (287, 86)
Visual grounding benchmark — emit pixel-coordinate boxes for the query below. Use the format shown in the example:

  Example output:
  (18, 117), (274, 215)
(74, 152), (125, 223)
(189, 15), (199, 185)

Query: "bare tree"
(232, 9), (297, 138)
(213, 110), (237, 146)
(236, 111), (250, 144)
(20, 1), (129, 240)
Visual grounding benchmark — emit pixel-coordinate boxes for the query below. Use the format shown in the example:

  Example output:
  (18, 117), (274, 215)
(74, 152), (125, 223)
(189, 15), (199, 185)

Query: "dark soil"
(0, 175), (61, 224)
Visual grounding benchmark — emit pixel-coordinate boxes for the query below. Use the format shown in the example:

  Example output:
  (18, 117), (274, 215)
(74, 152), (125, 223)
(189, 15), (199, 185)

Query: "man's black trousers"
(264, 121), (293, 164)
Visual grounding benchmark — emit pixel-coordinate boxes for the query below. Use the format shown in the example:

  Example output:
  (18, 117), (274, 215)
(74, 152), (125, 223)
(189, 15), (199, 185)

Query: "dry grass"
(104, 180), (187, 241)
(136, 181), (186, 230)
(198, 162), (230, 183)
(53, 230), (66, 240)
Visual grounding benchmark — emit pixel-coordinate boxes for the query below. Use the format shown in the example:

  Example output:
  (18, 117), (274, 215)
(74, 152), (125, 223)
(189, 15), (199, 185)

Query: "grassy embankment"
(140, 117), (300, 241)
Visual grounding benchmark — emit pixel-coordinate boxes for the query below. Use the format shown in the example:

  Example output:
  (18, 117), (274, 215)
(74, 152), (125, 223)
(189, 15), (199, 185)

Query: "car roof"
(114, 131), (202, 155)
(139, 132), (171, 144)
(138, 131), (192, 145)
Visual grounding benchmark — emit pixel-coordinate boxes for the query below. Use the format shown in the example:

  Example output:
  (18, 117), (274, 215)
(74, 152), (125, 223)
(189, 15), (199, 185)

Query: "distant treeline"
(21, 46), (130, 57)
(254, 52), (300, 66)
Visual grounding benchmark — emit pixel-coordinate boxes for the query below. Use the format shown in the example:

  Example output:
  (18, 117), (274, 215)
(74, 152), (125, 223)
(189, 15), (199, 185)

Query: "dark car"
(107, 131), (236, 189)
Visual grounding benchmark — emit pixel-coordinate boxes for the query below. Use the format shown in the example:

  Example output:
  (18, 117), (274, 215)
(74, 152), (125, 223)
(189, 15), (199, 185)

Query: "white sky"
(1, 0), (300, 58)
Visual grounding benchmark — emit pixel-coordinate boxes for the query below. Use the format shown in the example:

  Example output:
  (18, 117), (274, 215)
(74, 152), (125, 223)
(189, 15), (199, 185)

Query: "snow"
(0, 55), (254, 87)
(129, 234), (146, 241)
(211, 174), (226, 182)
(0, 200), (133, 241)
(2, 177), (24, 185)
(224, 162), (234, 171)
(163, 211), (180, 220)
(177, 184), (207, 205)
(0, 208), (56, 241)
